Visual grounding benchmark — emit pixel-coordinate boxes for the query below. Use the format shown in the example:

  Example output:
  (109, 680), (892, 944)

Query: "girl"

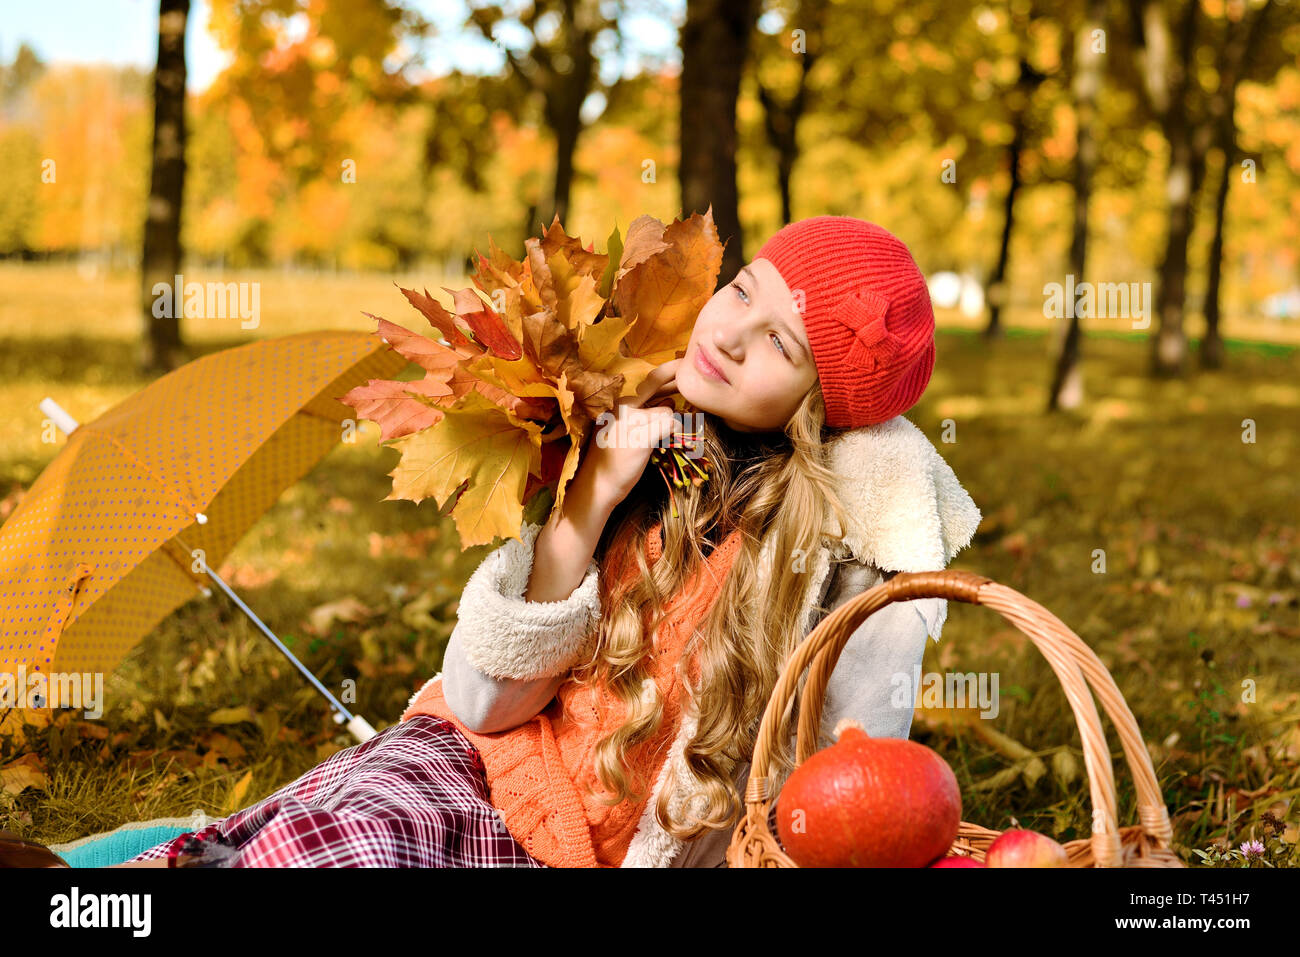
(44, 216), (982, 869)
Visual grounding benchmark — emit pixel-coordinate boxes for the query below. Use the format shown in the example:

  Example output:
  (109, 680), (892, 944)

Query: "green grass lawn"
(1, 264), (1297, 867)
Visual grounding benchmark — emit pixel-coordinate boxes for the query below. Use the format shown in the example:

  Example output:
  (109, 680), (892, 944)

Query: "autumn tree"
(465, 0), (625, 234)
(140, 0), (190, 375)
(1048, 0), (1106, 411)
(0, 44), (46, 257)
(750, 0), (828, 227)
(1117, 0), (1294, 377)
(680, 0), (762, 285)
(202, 0), (417, 266)
(813, 1), (1065, 334)
(1195, 0), (1282, 369)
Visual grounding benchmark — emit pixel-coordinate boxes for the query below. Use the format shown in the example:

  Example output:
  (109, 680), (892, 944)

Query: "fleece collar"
(816, 415), (982, 572)
(751, 413), (982, 637)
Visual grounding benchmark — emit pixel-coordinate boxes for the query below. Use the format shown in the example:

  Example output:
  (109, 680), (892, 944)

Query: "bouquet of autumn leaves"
(340, 208), (724, 549)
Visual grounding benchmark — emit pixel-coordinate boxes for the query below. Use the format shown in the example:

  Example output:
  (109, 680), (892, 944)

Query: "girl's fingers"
(633, 360), (683, 406)
(627, 406), (678, 447)
(651, 406), (682, 445)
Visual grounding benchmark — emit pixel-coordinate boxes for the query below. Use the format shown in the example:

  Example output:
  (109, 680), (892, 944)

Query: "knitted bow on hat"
(840, 287), (902, 373)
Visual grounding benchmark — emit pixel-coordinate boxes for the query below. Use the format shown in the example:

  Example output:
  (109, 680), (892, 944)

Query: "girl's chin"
(677, 370), (728, 411)
(677, 385), (720, 417)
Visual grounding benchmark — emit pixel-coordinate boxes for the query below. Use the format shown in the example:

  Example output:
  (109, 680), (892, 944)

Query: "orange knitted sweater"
(401, 518), (743, 868)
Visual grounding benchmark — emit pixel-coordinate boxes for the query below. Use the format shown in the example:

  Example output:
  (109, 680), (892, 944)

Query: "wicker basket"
(726, 568), (1184, 868)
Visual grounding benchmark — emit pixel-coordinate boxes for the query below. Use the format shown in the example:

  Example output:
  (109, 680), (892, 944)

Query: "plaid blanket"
(127, 715), (545, 867)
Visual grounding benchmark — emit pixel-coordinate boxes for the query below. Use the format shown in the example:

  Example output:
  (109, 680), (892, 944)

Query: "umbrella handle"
(346, 715), (377, 743)
(39, 397), (79, 436)
(188, 549), (381, 743)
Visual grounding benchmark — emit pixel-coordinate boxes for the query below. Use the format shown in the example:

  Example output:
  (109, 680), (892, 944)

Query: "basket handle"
(747, 569), (1173, 867)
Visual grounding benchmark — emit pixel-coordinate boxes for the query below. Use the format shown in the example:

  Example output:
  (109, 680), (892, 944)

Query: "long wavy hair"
(563, 378), (856, 842)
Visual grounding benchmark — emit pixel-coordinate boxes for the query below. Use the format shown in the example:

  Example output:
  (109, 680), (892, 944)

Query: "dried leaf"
(207, 705), (257, 725)
(399, 589), (439, 631)
(615, 207), (724, 365)
(536, 214), (609, 281)
(199, 731), (247, 762)
(340, 376), (448, 442)
(967, 764), (1024, 792)
(305, 596), (374, 637)
(1019, 756), (1047, 789)
(1051, 747), (1081, 788)
(224, 769), (253, 813)
(385, 391), (544, 547)
(444, 286), (522, 359)
(0, 753), (47, 796)
(368, 314), (468, 372)
(395, 286), (476, 351)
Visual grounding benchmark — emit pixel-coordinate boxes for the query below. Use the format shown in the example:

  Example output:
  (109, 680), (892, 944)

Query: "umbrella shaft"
(200, 563), (356, 723)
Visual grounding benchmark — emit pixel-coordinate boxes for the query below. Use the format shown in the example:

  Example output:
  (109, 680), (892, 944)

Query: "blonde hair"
(564, 379), (855, 842)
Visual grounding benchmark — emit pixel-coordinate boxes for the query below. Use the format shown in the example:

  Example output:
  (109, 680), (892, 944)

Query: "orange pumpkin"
(775, 718), (962, 867)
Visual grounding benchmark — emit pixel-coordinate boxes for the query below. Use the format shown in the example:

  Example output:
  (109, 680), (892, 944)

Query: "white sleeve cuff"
(453, 521), (603, 681)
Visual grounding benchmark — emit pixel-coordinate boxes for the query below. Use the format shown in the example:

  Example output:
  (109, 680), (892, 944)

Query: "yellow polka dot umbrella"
(0, 330), (406, 742)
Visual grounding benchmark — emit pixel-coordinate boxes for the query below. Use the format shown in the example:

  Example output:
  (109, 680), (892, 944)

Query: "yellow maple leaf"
(385, 391), (544, 547)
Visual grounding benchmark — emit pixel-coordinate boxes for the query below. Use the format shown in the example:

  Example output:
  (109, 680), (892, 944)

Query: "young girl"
(94, 215), (982, 868)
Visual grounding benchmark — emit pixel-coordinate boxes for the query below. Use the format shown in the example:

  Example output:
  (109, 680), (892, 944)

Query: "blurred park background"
(1, 0), (1297, 866)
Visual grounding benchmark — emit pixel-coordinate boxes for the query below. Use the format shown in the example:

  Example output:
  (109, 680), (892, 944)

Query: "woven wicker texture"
(726, 569), (1184, 868)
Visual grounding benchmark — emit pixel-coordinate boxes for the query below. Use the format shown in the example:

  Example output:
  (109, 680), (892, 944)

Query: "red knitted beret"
(754, 216), (936, 429)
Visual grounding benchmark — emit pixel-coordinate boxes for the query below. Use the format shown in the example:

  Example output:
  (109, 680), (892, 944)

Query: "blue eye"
(736, 281), (789, 359)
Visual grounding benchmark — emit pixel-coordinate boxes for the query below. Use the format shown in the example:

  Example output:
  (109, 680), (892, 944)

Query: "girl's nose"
(711, 323), (744, 361)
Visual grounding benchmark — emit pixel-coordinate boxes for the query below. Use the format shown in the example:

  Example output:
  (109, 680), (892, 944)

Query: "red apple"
(984, 828), (1069, 867)
(929, 856), (985, 867)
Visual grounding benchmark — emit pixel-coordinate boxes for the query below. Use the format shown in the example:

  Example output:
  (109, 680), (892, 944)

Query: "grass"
(1, 264), (1298, 868)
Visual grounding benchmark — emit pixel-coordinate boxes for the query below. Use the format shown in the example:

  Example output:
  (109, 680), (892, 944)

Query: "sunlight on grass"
(0, 262), (473, 343)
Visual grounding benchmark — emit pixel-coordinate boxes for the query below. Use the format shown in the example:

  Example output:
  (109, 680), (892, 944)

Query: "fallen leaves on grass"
(224, 769), (253, 813)
(367, 527), (441, 559)
(0, 753), (47, 796)
(304, 596), (375, 636)
(208, 706), (257, 725)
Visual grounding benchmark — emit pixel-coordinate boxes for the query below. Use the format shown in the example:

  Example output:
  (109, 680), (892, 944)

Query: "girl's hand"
(579, 358), (683, 509)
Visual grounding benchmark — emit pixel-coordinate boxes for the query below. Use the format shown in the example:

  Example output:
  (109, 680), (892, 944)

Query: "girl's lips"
(694, 346), (730, 384)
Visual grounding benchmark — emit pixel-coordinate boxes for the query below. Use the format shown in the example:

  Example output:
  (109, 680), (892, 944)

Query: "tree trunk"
(546, 88), (583, 228)
(541, 10), (596, 228)
(1049, 0), (1105, 412)
(983, 106), (1026, 341)
(1148, 0), (1199, 378)
(520, 200), (539, 243)
(679, 0), (760, 287)
(1199, 0), (1273, 370)
(756, 0), (823, 227)
(1152, 114), (1196, 377)
(758, 81), (797, 226)
(1200, 146), (1231, 369)
(139, 0), (189, 376)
